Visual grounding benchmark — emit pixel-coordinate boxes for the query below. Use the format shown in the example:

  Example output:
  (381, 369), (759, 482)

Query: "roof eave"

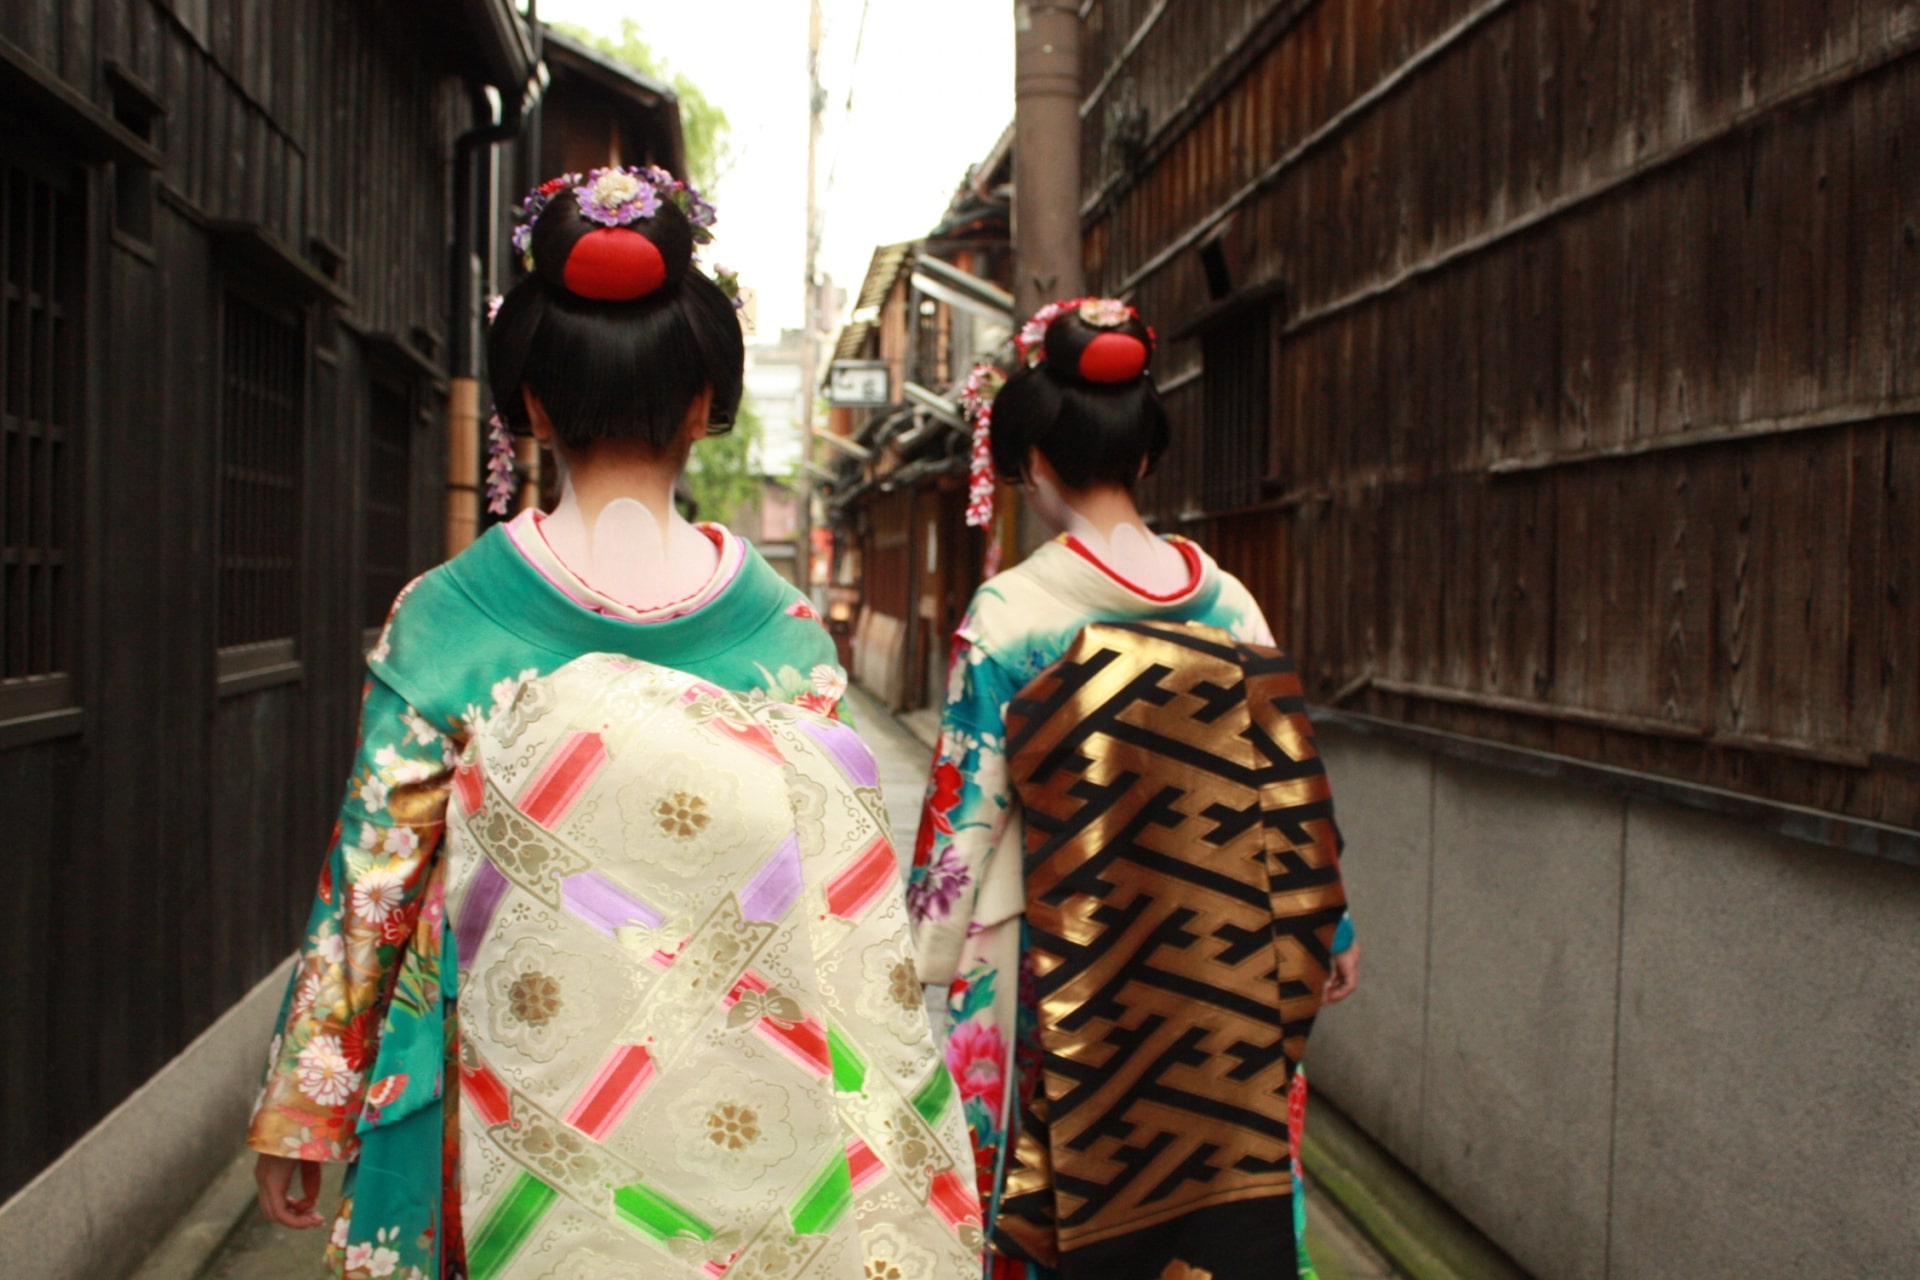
(540, 27), (677, 105)
(462, 0), (537, 88)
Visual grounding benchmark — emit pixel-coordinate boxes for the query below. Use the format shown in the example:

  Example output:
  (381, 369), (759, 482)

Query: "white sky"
(535, 1), (1015, 338)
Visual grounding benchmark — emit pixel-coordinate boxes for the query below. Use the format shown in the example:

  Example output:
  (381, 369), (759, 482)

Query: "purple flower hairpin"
(485, 409), (517, 516)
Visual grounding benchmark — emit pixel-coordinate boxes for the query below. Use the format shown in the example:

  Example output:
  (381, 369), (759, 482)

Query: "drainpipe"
(447, 81), (524, 557)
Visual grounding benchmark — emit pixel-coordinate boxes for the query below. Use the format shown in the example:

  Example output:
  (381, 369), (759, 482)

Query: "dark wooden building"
(522, 27), (684, 186)
(0, 7), (692, 1275)
(1074, 3), (1920, 1276)
(0, 2), (536, 1275)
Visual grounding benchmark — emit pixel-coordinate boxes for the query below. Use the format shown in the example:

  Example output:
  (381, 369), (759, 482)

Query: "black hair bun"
(1040, 301), (1155, 387)
(529, 186), (694, 303)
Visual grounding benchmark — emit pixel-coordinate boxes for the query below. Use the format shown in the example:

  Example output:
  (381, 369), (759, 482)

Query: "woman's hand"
(254, 1153), (326, 1229)
(1323, 942), (1360, 1004)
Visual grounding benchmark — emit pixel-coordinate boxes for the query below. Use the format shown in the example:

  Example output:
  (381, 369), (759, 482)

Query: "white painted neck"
(539, 460), (717, 612)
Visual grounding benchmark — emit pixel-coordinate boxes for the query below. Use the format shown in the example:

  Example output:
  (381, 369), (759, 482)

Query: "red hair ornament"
(562, 227), (668, 302)
(1078, 331), (1150, 383)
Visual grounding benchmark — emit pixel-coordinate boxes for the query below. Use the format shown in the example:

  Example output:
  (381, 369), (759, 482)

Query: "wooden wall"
(1084, 0), (1920, 830)
(0, 0), (461, 1199)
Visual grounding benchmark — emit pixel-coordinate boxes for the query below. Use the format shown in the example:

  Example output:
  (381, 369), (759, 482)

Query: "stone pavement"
(185, 684), (1398, 1279)
(844, 684), (937, 868)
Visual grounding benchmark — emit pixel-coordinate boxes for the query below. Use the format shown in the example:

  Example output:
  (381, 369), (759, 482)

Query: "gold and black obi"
(994, 620), (1347, 1280)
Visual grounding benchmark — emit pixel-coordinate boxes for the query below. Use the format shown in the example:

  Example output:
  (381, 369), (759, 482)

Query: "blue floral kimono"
(906, 534), (1355, 1280)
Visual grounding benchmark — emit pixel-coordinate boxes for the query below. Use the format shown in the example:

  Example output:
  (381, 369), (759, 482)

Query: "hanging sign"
(827, 360), (891, 408)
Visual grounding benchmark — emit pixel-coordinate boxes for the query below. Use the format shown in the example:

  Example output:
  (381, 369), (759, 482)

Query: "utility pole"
(1012, 1), (1084, 318)
(1011, 1), (1084, 555)
(799, 0), (825, 599)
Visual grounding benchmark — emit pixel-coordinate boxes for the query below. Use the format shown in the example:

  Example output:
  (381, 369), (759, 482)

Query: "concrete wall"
(1308, 724), (1920, 1280)
(0, 958), (293, 1280)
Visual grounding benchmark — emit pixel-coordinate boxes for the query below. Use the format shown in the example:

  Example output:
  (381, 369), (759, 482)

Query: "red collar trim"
(1060, 534), (1204, 602)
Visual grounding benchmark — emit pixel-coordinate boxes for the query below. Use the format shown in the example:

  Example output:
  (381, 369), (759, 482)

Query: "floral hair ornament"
(959, 361), (1007, 528)
(511, 173), (580, 267)
(511, 166), (719, 302)
(712, 265), (747, 312)
(1015, 295), (1154, 384)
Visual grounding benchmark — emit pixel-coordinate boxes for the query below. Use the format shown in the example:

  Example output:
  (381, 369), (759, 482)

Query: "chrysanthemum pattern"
(670, 1066), (798, 1192)
(270, 651), (976, 1278)
(616, 761), (744, 876)
(856, 941), (929, 1045)
(248, 557), (899, 1278)
(857, 1223), (938, 1280)
(482, 937), (593, 1063)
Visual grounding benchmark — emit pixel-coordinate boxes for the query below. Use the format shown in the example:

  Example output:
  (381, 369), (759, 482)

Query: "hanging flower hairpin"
(485, 408), (517, 517)
(482, 292), (517, 516)
(712, 266), (746, 312)
(959, 361), (1007, 528)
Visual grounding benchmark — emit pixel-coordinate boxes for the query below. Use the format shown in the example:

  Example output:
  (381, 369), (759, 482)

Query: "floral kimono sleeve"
(247, 675), (457, 1162)
(906, 635), (1022, 990)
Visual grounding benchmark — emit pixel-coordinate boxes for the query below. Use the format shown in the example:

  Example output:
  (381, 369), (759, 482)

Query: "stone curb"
(124, 1149), (259, 1280)
(0, 957), (294, 1280)
(1302, 1093), (1534, 1280)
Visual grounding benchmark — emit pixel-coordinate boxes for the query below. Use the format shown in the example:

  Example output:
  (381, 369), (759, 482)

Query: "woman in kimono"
(249, 170), (979, 1280)
(910, 298), (1358, 1280)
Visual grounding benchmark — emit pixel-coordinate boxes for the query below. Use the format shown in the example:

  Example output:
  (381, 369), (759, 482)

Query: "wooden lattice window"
(218, 292), (305, 672)
(1200, 307), (1273, 513)
(363, 381), (413, 629)
(0, 156), (82, 720)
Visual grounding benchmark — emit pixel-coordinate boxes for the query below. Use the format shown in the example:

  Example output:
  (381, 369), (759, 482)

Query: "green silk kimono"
(248, 520), (873, 1280)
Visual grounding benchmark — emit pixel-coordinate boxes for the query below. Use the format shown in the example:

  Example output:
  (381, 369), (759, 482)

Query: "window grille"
(363, 382), (412, 628)
(218, 293), (305, 656)
(0, 156), (82, 717)
(1200, 307), (1273, 513)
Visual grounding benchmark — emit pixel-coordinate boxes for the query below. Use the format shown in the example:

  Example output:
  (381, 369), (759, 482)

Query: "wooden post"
(1012, 2), (1083, 557)
(515, 434), (542, 513)
(1012, 1), (1084, 318)
(446, 376), (482, 555)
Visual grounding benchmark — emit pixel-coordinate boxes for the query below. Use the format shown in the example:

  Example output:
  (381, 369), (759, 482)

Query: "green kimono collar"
(441, 524), (795, 666)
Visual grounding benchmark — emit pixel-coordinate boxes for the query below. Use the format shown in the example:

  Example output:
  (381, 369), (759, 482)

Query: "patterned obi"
(995, 622), (1347, 1279)
(443, 655), (981, 1279)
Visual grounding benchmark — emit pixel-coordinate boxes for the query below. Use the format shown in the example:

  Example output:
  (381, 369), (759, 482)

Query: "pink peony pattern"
(944, 1018), (1006, 1109)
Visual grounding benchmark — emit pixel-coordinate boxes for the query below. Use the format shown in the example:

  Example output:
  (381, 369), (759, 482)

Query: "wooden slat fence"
(1092, 0), (1920, 829)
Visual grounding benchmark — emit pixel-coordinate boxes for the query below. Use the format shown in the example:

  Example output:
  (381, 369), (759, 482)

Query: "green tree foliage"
(684, 399), (776, 526)
(550, 19), (734, 193)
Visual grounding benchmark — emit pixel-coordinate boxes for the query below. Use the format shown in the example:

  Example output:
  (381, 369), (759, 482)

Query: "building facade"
(824, 133), (1015, 710)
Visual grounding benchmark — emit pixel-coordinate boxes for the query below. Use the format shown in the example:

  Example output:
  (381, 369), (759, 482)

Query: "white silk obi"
(444, 654), (981, 1279)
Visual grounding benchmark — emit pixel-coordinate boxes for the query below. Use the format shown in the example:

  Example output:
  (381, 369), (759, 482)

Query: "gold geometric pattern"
(995, 621), (1346, 1273)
